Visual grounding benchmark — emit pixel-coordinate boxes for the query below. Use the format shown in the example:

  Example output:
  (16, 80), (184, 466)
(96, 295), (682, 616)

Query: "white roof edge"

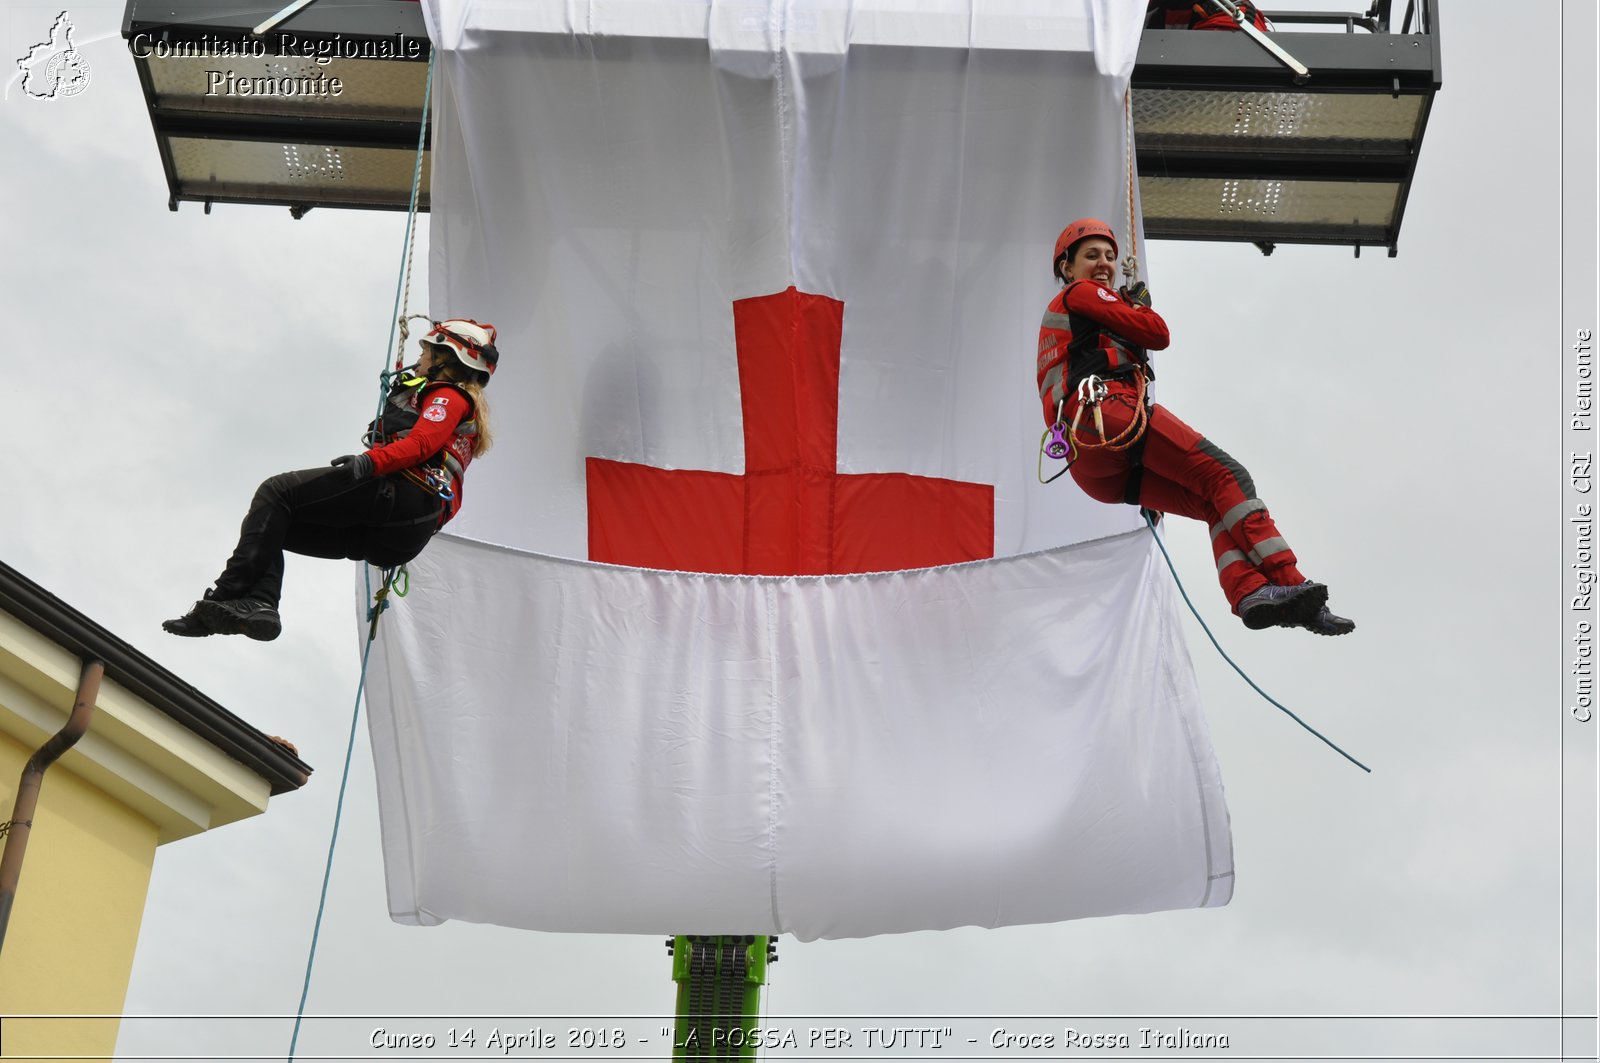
(0, 614), (271, 844)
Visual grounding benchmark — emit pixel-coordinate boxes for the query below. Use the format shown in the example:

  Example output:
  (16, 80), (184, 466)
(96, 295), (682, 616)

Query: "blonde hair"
(460, 379), (493, 456)
(435, 361), (494, 456)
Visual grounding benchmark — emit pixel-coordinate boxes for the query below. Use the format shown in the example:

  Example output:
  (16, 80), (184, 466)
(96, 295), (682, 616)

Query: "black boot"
(195, 596), (283, 641)
(1237, 581), (1328, 630)
(1296, 604), (1355, 637)
(162, 597), (218, 637)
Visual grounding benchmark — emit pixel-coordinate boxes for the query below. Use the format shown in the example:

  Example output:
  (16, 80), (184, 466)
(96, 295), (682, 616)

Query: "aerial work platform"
(123, 0), (1439, 253)
(1134, 1), (1440, 254)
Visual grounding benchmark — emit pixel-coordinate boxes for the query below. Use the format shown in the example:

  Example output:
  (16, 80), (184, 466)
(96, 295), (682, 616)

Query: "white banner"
(359, 0), (1231, 939)
(365, 530), (1233, 939)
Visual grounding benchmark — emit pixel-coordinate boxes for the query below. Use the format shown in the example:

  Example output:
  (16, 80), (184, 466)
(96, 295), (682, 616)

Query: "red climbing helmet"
(422, 318), (499, 379)
(1052, 219), (1118, 276)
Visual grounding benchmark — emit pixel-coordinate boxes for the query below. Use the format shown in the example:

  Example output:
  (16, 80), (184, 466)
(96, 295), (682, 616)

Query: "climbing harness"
(287, 49), (435, 1063)
(364, 369), (429, 448)
(1069, 371), (1148, 454)
(1037, 367), (1154, 489)
(403, 465), (457, 502)
(1036, 368), (1152, 482)
(367, 368), (480, 507)
(1067, 369), (1153, 506)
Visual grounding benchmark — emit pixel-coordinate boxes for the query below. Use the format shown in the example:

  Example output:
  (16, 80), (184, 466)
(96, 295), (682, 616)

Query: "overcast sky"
(1, 2), (1594, 1061)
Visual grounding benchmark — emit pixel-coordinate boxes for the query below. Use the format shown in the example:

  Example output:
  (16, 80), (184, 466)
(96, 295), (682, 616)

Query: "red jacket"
(1036, 280), (1170, 426)
(1147, 1), (1270, 31)
(365, 383), (477, 524)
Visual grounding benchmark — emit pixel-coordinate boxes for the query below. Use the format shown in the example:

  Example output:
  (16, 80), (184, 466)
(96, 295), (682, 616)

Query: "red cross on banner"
(586, 287), (994, 575)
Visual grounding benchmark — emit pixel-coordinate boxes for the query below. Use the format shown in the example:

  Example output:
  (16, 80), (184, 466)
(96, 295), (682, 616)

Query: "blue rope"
(380, 49), (437, 390)
(1142, 513), (1372, 774)
(287, 51), (436, 1063)
(286, 622), (380, 1059)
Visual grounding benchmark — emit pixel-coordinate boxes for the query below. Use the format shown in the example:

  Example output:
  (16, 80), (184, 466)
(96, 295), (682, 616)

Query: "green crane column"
(668, 935), (776, 1061)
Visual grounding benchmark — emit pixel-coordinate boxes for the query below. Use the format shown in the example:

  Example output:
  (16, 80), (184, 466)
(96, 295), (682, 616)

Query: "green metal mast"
(667, 935), (777, 1061)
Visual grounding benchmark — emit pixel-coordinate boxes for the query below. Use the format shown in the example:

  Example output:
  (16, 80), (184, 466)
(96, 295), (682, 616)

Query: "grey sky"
(0, 2), (1591, 1060)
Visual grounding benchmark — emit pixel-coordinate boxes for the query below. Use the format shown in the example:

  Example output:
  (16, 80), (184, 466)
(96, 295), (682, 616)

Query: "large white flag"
(362, 0), (1234, 940)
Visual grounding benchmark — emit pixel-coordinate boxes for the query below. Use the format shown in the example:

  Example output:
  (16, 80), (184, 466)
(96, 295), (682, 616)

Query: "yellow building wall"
(0, 729), (159, 1061)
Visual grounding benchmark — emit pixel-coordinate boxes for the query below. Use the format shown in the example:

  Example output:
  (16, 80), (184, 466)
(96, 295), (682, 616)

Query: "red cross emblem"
(586, 287), (994, 575)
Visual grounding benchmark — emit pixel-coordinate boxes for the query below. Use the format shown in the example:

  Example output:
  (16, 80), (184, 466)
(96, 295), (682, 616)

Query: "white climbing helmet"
(421, 319), (499, 379)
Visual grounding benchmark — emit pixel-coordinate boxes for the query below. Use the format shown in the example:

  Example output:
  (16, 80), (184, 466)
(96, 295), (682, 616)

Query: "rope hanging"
(1142, 512), (1371, 773)
(1121, 86), (1141, 286)
(287, 49), (436, 1063)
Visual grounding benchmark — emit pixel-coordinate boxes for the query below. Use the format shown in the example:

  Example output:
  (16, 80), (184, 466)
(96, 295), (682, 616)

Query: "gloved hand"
(331, 453), (374, 481)
(1119, 281), (1152, 308)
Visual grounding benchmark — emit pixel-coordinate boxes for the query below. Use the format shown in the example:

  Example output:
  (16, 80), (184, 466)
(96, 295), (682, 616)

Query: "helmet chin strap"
(418, 342), (452, 381)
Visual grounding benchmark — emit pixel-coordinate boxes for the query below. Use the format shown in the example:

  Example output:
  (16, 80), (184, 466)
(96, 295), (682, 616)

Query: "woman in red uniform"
(1038, 220), (1351, 635)
(164, 319), (499, 641)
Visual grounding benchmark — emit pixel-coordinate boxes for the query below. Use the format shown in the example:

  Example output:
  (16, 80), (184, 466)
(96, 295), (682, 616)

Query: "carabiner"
(1076, 374), (1107, 407)
(1045, 421), (1071, 460)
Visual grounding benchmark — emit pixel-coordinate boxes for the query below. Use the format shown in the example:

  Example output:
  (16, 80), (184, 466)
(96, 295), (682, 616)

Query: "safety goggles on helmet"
(421, 318), (500, 378)
(1052, 219), (1118, 276)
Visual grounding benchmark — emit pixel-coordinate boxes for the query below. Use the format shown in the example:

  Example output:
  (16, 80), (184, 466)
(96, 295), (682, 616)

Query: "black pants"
(213, 466), (441, 607)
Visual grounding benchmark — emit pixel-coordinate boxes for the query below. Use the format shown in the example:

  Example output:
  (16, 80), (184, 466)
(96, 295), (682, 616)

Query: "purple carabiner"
(1045, 422), (1071, 461)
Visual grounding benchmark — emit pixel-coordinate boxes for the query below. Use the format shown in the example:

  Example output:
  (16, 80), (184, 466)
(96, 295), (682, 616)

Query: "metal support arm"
(1208, 0), (1312, 83)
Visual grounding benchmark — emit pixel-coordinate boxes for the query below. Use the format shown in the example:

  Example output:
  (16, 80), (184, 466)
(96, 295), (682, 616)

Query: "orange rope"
(1057, 92), (1151, 465)
(1068, 369), (1150, 454)
(1124, 87), (1139, 272)
(1072, 89), (1149, 455)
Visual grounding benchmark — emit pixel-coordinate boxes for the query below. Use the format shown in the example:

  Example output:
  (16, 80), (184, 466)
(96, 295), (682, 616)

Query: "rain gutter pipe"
(0, 658), (104, 957)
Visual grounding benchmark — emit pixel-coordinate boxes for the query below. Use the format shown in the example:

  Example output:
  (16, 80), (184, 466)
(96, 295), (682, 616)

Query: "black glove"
(1119, 281), (1152, 308)
(331, 453), (374, 481)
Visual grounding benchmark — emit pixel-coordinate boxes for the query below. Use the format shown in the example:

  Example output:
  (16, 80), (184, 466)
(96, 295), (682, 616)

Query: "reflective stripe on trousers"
(1065, 388), (1307, 609)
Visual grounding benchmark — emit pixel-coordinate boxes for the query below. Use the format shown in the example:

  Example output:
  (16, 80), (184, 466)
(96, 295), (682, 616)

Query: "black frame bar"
(124, 0), (431, 215)
(1134, 0), (1440, 254)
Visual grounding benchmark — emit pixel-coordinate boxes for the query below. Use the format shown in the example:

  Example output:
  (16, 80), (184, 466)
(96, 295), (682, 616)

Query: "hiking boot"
(1238, 581), (1328, 631)
(195, 596), (283, 642)
(1296, 604), (1356, 637)
(162, 602), (217, 637)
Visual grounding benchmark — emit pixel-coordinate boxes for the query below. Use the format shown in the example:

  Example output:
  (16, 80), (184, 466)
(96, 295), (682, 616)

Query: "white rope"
(391, 114), (432, 369)
(1121, 86), (1141, 285)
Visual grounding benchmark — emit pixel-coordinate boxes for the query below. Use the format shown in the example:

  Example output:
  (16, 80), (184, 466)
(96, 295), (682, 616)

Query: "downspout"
(0, 658), (104, 956)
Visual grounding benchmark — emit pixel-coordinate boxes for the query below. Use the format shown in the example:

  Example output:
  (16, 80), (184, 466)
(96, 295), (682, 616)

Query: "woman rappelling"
(1038, 219), (1352, 636)
(163, 319), (499, 641)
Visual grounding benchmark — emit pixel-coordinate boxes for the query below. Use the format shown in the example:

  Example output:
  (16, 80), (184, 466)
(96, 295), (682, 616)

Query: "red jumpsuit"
(1037, 280), (1306, 612)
